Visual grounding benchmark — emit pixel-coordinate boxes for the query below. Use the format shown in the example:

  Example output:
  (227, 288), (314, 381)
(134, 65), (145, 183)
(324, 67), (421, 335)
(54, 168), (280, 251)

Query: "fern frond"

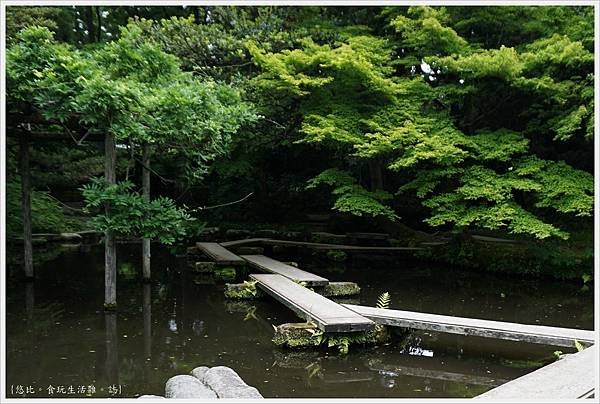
(376, 292), (391, 309)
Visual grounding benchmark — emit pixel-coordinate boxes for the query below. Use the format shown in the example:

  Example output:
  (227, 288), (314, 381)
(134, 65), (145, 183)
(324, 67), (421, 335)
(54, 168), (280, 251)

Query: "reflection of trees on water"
(104, 312), (119, 387)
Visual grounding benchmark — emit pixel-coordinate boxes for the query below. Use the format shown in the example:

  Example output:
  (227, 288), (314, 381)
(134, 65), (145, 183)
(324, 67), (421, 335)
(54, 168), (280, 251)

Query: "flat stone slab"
(251, 274), (374, 333)
(475, 345), (596, 399)
(196, 242), (245, 265)
(242, 255), (328, 286)
(344, 304), (595, 347)
(164, 375), (217, 399)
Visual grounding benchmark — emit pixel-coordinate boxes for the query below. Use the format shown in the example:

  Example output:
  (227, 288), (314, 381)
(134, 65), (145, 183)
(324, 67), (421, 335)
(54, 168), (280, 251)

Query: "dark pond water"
(5, 243), (594, 398)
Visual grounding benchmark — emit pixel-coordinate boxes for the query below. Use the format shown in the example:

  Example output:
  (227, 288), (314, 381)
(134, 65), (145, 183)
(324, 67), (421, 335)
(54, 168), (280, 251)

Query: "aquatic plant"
(376, 292), (391, 310)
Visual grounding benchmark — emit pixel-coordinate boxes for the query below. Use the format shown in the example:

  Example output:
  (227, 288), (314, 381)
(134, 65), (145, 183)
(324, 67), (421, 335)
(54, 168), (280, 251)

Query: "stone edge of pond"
(139, 365), (263, 399)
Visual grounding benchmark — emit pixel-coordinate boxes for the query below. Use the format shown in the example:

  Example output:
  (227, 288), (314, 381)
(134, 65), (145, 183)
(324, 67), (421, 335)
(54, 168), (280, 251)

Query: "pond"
(5, 243), (594, 398)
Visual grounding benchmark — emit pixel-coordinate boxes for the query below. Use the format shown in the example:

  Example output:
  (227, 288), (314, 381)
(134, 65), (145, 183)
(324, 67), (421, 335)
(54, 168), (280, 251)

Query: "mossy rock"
(273, 322), (390, 353)
(193, 261), (217, 273)
(272, 323), (323, 348)
(319, 282), (360, 297)
(224, 281), (261, 299)
(214, 267), (236, 281)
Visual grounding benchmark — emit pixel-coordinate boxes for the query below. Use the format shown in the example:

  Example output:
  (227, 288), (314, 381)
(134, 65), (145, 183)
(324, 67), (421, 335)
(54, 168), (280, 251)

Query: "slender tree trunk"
(19, 135), (33, 280)
(95, 6), (102, 42)
(368, 159), (384, 191)
(104, 133), (117, 309)
(142, 143), (151, 281)
(83, 6), (96, 44)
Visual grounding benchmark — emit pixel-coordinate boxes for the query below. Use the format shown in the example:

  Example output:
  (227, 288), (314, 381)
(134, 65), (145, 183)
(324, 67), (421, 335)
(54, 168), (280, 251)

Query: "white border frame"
(1, 1), (598, 403)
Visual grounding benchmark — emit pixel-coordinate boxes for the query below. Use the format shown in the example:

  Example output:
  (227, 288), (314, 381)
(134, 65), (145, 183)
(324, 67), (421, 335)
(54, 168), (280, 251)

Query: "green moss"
(272, 322), (390, 354)
(320, 282), (360, 297)
(224, 281), (259, 299)
(214, 267), (237, 281)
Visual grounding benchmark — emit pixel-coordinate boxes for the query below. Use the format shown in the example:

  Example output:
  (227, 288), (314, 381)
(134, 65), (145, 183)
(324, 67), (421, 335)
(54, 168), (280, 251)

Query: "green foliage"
(80, 177), (193, 244)
(574, 340), (584, 352)
(376, 292), (391, 310)
(307, 169), (398, 220)
(224, 281), (258, 299)
(6, 179), (67, 238)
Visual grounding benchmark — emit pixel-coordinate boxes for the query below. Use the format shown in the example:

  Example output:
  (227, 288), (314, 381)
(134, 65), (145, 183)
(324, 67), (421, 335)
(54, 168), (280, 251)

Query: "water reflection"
(104, 312), (119, 386)
(5, 243), (593, 398)
(25, 282), (35, 322)
(143, 284), (152, 360)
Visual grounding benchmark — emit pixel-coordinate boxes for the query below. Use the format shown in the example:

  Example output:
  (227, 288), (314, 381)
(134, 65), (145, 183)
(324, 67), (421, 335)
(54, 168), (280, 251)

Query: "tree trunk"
(95, 6), (102, 42)
(104, 132), (117, 309)
(368, 159), (384, 191)
(83, 6), (96, 44)
(19, 135), (33, 280)
(142, 143), (151, 281)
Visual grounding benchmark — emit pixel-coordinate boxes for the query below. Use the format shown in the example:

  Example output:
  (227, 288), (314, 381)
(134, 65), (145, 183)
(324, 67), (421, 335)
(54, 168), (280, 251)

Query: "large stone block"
(201, 366), (263, 399)
(164, 375), (216, 399)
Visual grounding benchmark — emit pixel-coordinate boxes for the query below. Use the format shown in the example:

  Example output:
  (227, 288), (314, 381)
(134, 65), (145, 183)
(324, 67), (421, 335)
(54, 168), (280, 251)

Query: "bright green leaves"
(401, 157), (593, 239)
(424, 195), (568, 239)
(456, 166), (540, 203)
(468, 129), (529, 161)
(248, 40), (334, 96)
(435, 46), (522, 81)
(391, 6), (468, 56)
(98, 22), (181, 84)
(307, 169), (398, 221)
(81, 178), (193, 244)
(514, 157), (593, 217)
(521, 34), (593, 74)
(550, 105), (589, 141)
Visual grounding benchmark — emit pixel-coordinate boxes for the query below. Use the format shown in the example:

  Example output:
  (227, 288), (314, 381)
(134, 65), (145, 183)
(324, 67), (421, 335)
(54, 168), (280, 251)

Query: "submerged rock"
(319, 282), (360, 297)
(164, 375), (216, 399)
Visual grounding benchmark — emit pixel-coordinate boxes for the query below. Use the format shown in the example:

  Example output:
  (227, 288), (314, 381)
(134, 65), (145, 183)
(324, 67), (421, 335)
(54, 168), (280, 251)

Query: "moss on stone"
(193, 261), (217, 273)
(272, 322), (390, 354)
(214, 267), (236, 281)
(320, 282), (360, 297)
(224, 281), (260, 299)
